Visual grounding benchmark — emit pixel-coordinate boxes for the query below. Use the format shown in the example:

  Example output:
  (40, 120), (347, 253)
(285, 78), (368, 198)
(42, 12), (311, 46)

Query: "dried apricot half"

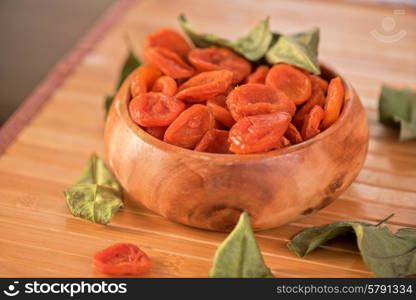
(144, 126), (167, 140)
(176, 70), (233, 103)
(310, 75), (329, 93)
(293, 76), (326, 128)
(130, 65), (162, 98)
(266, 63), (312, 105)
(206, 95), (235, 128)
(194, 129), (230, 154)
(301, 105), (325, 140)
(285, 123), (303, 145)
(229, 112), (291, 154)
(226, 83), (296, 121)
(152, 75), (177, 96)
(144, 28), (191, 59)
(321, 77), (344, 129)
(129, 92), (185, 127)
(144, 47), (194, 79)
(188, 47), (252, 83)
(164, 104), (215, 149)
(93, 243), (150, 276)
(246, 65), (269, 84)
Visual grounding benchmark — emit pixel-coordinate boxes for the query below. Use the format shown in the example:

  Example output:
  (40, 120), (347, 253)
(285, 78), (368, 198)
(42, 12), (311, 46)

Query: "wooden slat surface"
(0, 0), (415, 277)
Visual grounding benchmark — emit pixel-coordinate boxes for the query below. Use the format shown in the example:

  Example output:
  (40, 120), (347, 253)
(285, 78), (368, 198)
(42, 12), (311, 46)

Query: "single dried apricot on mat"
(129, 92), (185, 127)
(164, 104), (215, 149)
(246, 65), (269, 84)
(188, 47), (252, 83)
(321, 77), (344, 129)
(207, 95), (235, 128)
(93, 243), (150, 276)
(226, 83), (296, 121)
(130, 66), (162, 98)
(293, 76), (326, 128)
(176, 70), (233, 103)
(144, 47), (194, 79)
(266, 63), (312, 105)
(144, 28), (191, 59)
(301, 105), (324, 140)
(152, 75), (177, 96)
(285, 123), (303, 144)
(194, 129), (230, 154)
(144, 126), (167, 140)
(229, 112), (291, 154)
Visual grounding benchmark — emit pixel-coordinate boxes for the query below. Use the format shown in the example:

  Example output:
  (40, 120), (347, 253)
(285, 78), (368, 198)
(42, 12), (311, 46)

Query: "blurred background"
(0, 0), (414, 126)
(0, 0), (114, 125)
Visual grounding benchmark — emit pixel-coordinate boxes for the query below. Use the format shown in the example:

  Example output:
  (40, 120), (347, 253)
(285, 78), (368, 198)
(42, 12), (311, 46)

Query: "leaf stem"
(375, 213), (395, 226)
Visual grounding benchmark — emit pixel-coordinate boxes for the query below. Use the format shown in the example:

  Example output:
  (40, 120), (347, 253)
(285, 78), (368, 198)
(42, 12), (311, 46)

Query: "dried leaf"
(266, 28), (320, 74)
(104, 51), (141, 117)
(379, 86), (416, 141)
(64, 154), (123, 225)
(209, 212), (274, 278)
(178, 14), (272, 61)
(288, 220), (416, 277)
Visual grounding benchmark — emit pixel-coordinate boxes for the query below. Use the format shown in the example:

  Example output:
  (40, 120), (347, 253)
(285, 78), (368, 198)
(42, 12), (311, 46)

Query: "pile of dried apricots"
(128, 28), (344, 154)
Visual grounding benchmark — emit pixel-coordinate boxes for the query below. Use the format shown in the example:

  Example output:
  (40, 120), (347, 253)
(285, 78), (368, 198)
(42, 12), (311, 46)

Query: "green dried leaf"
(178, 14), (272, 61)
(104, 51), (141, 117)
(379, 86), (416, 141)
(266, 28), (320, 74)
(209, 212), (274, 278)
(288, 220), (416, 277)
(64, 154), (123, 225)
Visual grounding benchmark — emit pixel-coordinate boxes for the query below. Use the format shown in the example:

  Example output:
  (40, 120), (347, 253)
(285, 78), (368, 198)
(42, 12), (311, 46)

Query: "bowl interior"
(116, 63), (355, 161)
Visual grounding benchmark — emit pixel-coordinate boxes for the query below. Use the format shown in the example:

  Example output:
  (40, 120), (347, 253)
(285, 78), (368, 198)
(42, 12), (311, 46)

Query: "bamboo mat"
(0, 0), (415, 277)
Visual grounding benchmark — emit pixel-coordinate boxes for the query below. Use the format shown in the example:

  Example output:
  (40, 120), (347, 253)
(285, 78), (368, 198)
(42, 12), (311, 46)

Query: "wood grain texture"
(0, 0), (415, 277)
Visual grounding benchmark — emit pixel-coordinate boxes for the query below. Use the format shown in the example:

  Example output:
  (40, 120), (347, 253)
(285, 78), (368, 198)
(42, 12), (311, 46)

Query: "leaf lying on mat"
(64, 154), (123, 225)
(209, 212), (274, 278)
(266, 28), (320, 74)
(287, 217), (416, 278)
(178, 14), (273, 61)
(379, 85), (416, 141)
(104, 51), (141, 117)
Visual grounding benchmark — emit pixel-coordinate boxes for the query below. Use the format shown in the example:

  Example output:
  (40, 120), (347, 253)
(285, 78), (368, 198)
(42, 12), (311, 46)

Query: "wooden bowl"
(104, 64), (369, 232)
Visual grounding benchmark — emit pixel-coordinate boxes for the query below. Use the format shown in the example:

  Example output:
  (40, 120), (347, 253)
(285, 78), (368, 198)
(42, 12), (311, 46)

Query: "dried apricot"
(301, 105), (324, 140)
(164, 104), (215, 149)
(206, 95), (235, 128)
(176, 70), (233, 103)
(144, 126), (167, 140)
(310, 75), (328, 93)
(144, 28), (191, 59)
(285, 123), (303, 144)
(226, 83), (296, 121)
(130, 66), (162, 98)
(93, 243), (150, 276)
(293, 76), (326, 128)
(266, 64), (312, 105)
(188, 47), (252, 83)
(194, 129), (230, 154)
(276, 136), (291, 149)
(229, 112), (291, 154)
(246, 65), (269, 84)
(321, 77), (344, 129)
(152, 75), (177, 96)
(144, 47), (194, 79)
(129, 92), (185, 127)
